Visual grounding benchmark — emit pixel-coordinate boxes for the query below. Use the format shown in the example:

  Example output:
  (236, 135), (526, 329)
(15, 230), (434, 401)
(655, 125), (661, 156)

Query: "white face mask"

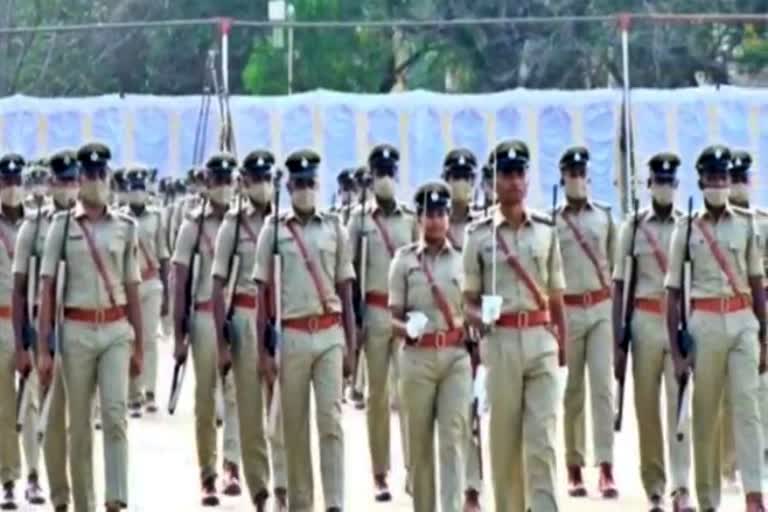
(703, 187), (730, 207)
(0, 186), (22, 207)
(80, 179), (111, 205)
(563, 177), (588, 199)
(208, 185), (233, 206)
(450, 180), (473, 204)
(373, 176), (395, 200)
(729, 183), (750, 204)
(126, 190), (148, 206)
(650, 185), (675, 206)
(52, 186), (78, 207)
(246, 182), (272, 205)
(291, 188), (316, 212)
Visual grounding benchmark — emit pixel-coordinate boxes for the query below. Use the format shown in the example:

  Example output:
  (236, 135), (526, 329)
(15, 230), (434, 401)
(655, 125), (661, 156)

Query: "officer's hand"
(160, 295), (169, 317)
(760, 343), (767, 374)
(37, 351), (53, 390)
(673, 355), (691, 381)
(259, 355), (278, 385)
(218, 345), (232, 376)
(174, 340), (189, 365)
(15, 349), (31, 378)
(558, 347), (566, 368)
(343, 351), (355, 379)
(130, 347), (143, 378)
(614, 348), (627, 381)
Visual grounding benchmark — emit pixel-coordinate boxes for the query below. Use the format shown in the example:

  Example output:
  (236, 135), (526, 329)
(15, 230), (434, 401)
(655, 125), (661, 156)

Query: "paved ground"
(17, 338), (755, 511)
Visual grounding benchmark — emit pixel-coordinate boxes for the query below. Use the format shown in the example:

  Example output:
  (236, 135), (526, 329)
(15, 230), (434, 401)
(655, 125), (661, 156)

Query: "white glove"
(405, 311), (429, 339)
(481, 295), (503, 325)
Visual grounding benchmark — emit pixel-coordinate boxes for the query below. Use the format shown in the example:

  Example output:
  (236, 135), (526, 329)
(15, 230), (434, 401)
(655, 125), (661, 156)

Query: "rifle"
(352, 170), (372, 399)
(168, 197), (208, 415)
(675, 196), (695, 441)
(266, 170), (284, 436)
(222, 194), (243, 360)
(614, 198), (641, 432)
(38, 209), (71, 440)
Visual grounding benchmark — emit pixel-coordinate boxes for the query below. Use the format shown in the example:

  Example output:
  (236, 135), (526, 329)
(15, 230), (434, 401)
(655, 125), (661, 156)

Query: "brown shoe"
(673, 487), (695, 512)
(201, 476), (219, 507)
(747, 492), (765, 512)
(54, 506), (68, 512)
(567, 465), (587, 497)
(24, 472), (45, 505)
(1, 481), (16, 510)
(373, 473), (391, 502)
(463, 488), (481, 511)
(222, 462), (242, 496)
(598, 463), (619, 499)
(648, 493), (663, 512)
(274, 487), (288, 512)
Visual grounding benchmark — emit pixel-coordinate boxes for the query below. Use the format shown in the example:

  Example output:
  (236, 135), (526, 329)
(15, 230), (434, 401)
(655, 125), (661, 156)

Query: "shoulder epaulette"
(468, 216), (492, 233)
(754, 207), (768, 218)
(591, 199), (612, 211)
(401, 204), (416, 215)
(732, 205), (754, 218)
(530, 210), (554, 226)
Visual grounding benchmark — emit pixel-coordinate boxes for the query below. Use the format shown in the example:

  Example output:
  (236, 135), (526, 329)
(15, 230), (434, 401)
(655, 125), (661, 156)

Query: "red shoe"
(463, 488), (481, 511)
(598, 463), (619, 499)
(222, 462), (242, 496)
(672, 487), (695, 512)
(201, 476), (219, 507)
(567, 465), (587, 497)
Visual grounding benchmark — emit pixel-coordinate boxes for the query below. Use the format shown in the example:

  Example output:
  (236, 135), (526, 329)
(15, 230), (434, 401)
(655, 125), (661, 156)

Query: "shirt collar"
(645, 206), (679, 223)
(493, 207), (533, 228)
(285, 208), (323, 223)
(372, 201), (402, 216)
(562, 199), (594, 214)
(699, 203), (734, 221)
(415, 237), (453, 256)
(73, 201), (111, 220)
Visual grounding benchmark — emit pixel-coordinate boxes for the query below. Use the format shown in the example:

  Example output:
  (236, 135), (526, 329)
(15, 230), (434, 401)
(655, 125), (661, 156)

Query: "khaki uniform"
(13, 206), (69, 507)
(252, 209), (354, 512)
(389, 240), (471, 512)
(346, 202), (417, 476)
(613, 208), (691, 498)
(212, 201), (286, 497)
(40, 203), (141, 511)
(172, 205), (240, 480)
(665, 205), (765, 510)
(121, 205), (168, 403)
(555, 201), (616, 467)
(463, 208), (564, 512)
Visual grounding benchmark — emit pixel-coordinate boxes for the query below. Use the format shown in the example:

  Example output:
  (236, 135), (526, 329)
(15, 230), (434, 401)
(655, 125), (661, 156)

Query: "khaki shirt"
(212, 201), (270, 297)
(121, 204), (169, 295)
(665, 206), (764, 297)
(170, 194), (201, 248)
(346, 201), (418, 295)
(252, 209), (355, 320)
(555, 201), (616, 293)
(171, 204), (224, 304)
(613, 207), (680, 299)
(389, 240), (464, 332)
(13, 207), (55, 277)
(462, 208), (565, 313)
(448, 206), (481, 250)
(0, 208), (28, 305)
(40, 203), (141, 308)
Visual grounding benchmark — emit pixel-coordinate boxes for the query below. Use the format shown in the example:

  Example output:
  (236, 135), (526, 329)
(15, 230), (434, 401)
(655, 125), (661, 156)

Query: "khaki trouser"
(229, 307), (269, 498)
(268, 392), (288, 490)
(630, 309), (692, 498)
(363, 317), (396, 475)
(129, 290), (162, 402)
(0, 320), (20, 484)
(222, 372), (240, 466)
(21, 367), (41, 475)
(689, 307), (764, 510)
(399, 344), (472, 512)
(280, 324), (344, 512)
(61, 318), (133, 511)
(486, 325), (559, 512)
(720, 390), (737, 478)
(465, 342), (488, 494)
(41, 358), (69, 508)
(564, 301), (614, 466)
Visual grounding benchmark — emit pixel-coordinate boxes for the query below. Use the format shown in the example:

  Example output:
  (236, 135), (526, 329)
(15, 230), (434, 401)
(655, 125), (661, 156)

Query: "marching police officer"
(170, 167), (205, 249)
(665, 145), (766, 512)
(13, 150), (79, 512)
(24, 161), (49, 210)
(612, 153), (693, 511)
(554, 146), (618, 498)
(463, 140), (567, 512)
(330, 168), (358, 224)
(389, 180), (472, 512)
(346, 144), (418, 500)
(253, 149), (356, 512)
(121, 167), (169, 417)
(37, 142), (144, 512)
(442, 149), (479, 250)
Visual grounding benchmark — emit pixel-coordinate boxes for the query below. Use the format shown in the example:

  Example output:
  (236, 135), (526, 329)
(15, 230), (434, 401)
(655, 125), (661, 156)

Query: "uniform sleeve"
(612, 219), (631, 281)
(251, 219), (275, 284)
(39, 216), (64, 279)
(411, 215), (420, 242)
(12, 219), (35, 275)
(548, 229), (567, 292)
(606, 212), (617, 273)
(156, 211), (170, 261)
(462, 230), (482, 294)
(335, 219), (356, 283)
(123, 220), (141, 285)
(171, 218), (196, 267)
(747, 218), (765, 278)
(664, 220), (686, 289)
(211, 216), (235, 280)
(388, 250), (407, 309)
(346, 213), (360, 258)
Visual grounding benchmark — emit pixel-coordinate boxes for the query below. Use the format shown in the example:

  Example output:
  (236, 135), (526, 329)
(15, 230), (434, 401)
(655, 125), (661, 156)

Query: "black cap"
(648, 152), (680, 176)
(48, 150), (79, 179)
(443, 148), (477, 178)
(559, 146), (590, 169)
(368, 144), (399, 172)
(490, 140), (530, 172)
(242, 150), (275, 176)
(414, 180), (451, 213)
(149, 168), (158, 183)
(77, 142), (111, 171)
(112, 168), (127, 191)
(158, 176), (173, 194)
(174, 178), (187, 194)
(481, 163), (493, 180)
(25, 160), (50, 183)
(354, 166), (371, 186)
(731, 150), (752, 174)
(285, 149), (321, 179)
(696, 145), (731, 174)
(0, 154), (25, 177)
(337, 168), (357, 189)
(205, 153), (237, 176)
(125, 166), (151, 190)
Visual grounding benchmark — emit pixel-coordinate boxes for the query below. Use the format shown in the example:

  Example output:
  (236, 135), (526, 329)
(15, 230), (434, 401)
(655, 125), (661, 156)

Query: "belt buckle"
(518, 311), (529, 329)
(583, 292), (592, 307)
(435, 331), (446, 348)
(308, 316), (320, 333)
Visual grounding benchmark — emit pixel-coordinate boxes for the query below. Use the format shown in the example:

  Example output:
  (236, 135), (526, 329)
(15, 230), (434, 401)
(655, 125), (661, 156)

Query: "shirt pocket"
(405, 266), (430, 313)
(726, 234), (747, 278)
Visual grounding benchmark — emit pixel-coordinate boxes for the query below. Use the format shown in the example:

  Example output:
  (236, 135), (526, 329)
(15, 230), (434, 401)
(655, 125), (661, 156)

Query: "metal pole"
(619, 14), (634, 215)
(220, 18), (232, 94)
(287, 4), (295, 94)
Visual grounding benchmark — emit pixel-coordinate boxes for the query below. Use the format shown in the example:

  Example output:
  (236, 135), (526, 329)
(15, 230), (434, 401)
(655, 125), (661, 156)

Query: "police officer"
(442, 149), (479, 250)
(346, 144), (418, 500)
(389, 180), (472, 512)
(211, 149), (283, 511)
(170, 167), (205, 249)
(111, 168), (127, 208)
(462, 140), (567, 512)
(554, 146), (618, 498)
(253, 149), (356, 512)
(665, 144), (766, 512)
(172, 153), (242, 506)
(121, 166), (169, 417)
(612, 153), (693, 511)
(13, 150), (79, 512)
(37, 142), (144, 512)
(24, 161), (49, 210)
(330, 168), (358, 221)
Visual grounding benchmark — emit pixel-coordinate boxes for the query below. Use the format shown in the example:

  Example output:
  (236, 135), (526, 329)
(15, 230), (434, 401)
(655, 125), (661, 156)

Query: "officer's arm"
(37, 217), (64, 354)
(388, 250), (407, 339)
(252, 221), (274, 361)
(124, 222), (144, 352)
(37, 277), (55, 352)
(606, 212), (617, 274)
(664, 223), (685, 359)
(211, 219), (233, 349)
(157, 211), (171, 310)
(336, 220), (357, 352)
(548, 232), (568, 362)
(611, 220), (631, 351)
(747, 224), (767, 345)
(462, 231), (483, 327)
(171, 220), (195, 345)
(11, 274), (27, 354)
